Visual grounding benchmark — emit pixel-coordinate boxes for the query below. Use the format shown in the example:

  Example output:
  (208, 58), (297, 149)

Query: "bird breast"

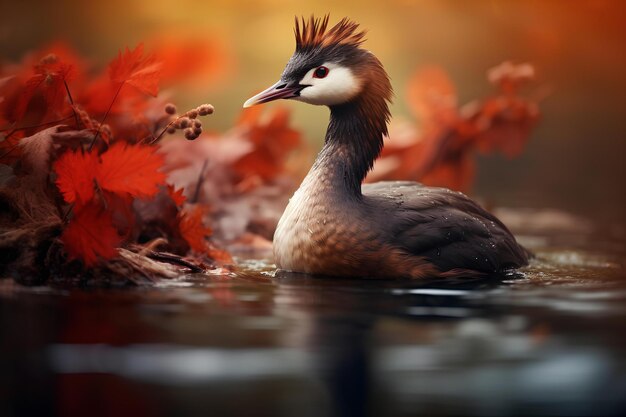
(271, 176), (431, 278)
(273, 180), (343, 273)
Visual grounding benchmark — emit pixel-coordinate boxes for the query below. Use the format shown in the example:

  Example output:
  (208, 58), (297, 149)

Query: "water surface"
(1, 210), (625, 417)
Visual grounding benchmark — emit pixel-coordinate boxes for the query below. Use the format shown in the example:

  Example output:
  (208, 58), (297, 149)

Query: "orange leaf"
(205, 244), (233, 264)
(419, 154), (475, 192)
(179, 205), (212, 253)
(237, 105), (262, 126)
(97, 142), (166, 198)
(61, 203), (121, 266)
(102, 190), (136, 238)
(108, 44), (161, 97)
(234, 107), (302, 181)
(407, 66), (457, 123)
(54, 149), (98, 204)
(150, 34), (233, 87)
(14, 56), (73, 121)
(166, 184), (186, 206)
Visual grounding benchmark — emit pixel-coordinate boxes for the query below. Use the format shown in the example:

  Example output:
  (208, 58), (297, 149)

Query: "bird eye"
(313, 66), (329, 79)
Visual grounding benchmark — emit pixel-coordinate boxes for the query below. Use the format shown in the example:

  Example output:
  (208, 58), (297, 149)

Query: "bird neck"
(312, 92), (390, 197)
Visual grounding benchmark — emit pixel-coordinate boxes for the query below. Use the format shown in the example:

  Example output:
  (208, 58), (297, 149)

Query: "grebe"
(244, 16), (529, 278)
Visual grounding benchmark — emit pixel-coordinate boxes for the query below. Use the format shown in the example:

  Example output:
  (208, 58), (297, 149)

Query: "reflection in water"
(1, 217), (625, 416)
(48, 345), (311, 383)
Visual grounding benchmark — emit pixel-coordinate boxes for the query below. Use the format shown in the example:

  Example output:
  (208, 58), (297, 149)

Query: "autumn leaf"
(0, 132), (24, 165)
(54, 148), (98, 204)
(19, 125), (60, 184)
(179, 205), (213, 253)
(98, 142), (166, 198)
(204, 243), (233, 264)
(370, 63), (539, 192)
(109, 44), (162, 97)
(2, 40), (234, 278)
(166, 184), (186, 206)
(61, 203), (121, 266)
(236, 104), (262, 126)
(54, 143), (166, 204)
(234, 107), (302, 181)
(407, 65), (457, 125)
(488, 61), (535, 94)
(419, 153), (475, 193)
(150, 34), (233, 87)
(101, 191), (136, 238)
(471, 97), (539, 158)
(14, 54), (73, 121)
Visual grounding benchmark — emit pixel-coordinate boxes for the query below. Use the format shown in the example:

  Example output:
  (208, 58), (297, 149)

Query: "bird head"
(244, 16), (391, 109)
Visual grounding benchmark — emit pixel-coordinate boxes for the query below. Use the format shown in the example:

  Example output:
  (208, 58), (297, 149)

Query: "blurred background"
(1, 0), (624, 221)
(1, 3), (625, 416)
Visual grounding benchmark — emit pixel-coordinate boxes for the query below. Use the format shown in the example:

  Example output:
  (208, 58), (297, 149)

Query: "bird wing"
(361, 181), (529, 272)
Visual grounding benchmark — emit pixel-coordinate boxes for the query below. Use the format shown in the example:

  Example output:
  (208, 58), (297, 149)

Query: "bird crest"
(294, 15), (366, 50)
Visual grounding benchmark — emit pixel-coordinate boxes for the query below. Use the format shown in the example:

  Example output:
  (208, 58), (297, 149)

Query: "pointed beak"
(243, 81), (303, 108)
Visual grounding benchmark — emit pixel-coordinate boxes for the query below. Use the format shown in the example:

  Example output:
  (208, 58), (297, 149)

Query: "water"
(1, 210), (625, 417)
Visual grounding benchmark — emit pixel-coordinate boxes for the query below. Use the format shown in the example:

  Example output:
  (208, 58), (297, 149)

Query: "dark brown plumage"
(244, 16), (530, 278)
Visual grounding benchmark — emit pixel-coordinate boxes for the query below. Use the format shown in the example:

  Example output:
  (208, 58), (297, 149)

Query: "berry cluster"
(73, 105), (112, 144)
(163, 103), (214, 141)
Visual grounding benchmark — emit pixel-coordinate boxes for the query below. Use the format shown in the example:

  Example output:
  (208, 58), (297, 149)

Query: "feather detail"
(295, 15), (366, 51)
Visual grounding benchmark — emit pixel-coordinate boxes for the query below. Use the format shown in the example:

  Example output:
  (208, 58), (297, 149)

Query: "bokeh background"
(1, 0), (624, 222)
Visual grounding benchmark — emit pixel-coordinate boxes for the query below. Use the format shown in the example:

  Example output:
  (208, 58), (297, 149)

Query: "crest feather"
(295, 15), (366, 50)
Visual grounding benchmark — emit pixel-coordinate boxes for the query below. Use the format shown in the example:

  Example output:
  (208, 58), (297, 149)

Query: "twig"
(0, 144), (18, 161)
(191, 159), (209, 204)
(0, 115), (74, 134)
(149, 117), (178, 145)
(61, 202), (75, 224)
(148, 120), (173, 145)
(95, 181), (107, 210)
(63, 80), (80, 127)
(0, 118), (73, 160)
(89, 82), (124, 151)
(146, 251), (204, 273)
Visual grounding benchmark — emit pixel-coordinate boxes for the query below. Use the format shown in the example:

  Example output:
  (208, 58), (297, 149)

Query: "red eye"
(313, 66), (329, 78)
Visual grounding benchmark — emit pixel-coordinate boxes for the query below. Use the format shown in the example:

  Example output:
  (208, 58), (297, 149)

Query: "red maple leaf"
(97, 142), (166, 198)
(14, 55), (73, 121)
(178, 205), (233, 263)
(234, 107), (302, 181)
(108, 44), (161, 97)
(370, 63), (539, 192)
(204, 243), (233, 264)
(54, 149), (98, 205)
(179, 205), (213, 253)
(61, 203), (121, 266)
(54, 143), (166, 205)
(150, 34), (232, 87)
(166, 184), (186, 206)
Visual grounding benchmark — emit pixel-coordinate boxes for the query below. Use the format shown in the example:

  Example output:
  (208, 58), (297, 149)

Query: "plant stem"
(61, 202), (75, 224)
(64, 80), (80, 127)
(149, 117), (178, 145)
(0, 115), (74, 134)
(89, 82), (124, 151)
(0, 145), (18, 161)
(191, 159), (209, 204)
(0, 115), (74, 160)
(146, 251), (204, 273)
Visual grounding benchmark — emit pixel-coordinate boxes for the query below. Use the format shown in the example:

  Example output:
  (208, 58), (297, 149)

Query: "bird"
(243, 16), (530, 279)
